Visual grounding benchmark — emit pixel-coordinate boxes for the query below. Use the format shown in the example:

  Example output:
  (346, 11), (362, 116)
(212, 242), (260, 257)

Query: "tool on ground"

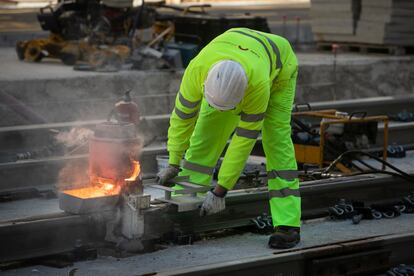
(328, 195), (414, 225)
(16, 0), (148, 68)
(251, 213), (273, 234)
(386, 264), (414, 276)
(292, 106), (389, 173)
(389, 110), (414, 122)
(388, 144), (406, 158)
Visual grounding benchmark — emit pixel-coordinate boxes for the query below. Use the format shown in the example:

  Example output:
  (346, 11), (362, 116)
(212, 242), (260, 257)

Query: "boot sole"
(268, 240), (300, 249)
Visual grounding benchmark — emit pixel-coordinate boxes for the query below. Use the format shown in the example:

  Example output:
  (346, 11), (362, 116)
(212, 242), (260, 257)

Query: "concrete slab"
(0, 47), (182, 125)
(0, 197), (60, 221)
(3, 214), (414, 276)
(1, 47), (414, 126)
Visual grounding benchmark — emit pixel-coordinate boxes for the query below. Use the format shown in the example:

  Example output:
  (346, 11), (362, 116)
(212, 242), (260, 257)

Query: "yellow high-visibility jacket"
(167, 27), (297, 190)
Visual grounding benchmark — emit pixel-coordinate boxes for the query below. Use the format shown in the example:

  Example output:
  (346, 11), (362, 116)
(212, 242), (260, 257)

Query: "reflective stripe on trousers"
(268, 169), (300, 199)
(263, 72), (301, 228)
(182, 160), (215, 175)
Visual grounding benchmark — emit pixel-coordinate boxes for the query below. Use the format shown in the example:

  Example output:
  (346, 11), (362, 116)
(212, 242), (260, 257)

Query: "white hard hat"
(204, 60), (248, 111)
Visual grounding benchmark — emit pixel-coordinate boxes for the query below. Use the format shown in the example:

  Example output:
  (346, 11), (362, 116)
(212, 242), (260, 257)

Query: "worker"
(157, 27), (301, 249)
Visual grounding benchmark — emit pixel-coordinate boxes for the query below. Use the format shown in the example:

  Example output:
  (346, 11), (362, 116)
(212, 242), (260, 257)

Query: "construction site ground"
(1, 2), (414, 275)
(1, 2), (413, 125)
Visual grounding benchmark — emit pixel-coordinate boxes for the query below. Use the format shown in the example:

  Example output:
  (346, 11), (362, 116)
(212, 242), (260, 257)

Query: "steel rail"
(0, 212), (109, 263)
(0, 144), (166, 193)
(0, 95), (413, 153)
(167, 174), (414, 234)
(1, 120), (414, 194)
(159, 232), (414, 276)
(1, 95), (412, 133)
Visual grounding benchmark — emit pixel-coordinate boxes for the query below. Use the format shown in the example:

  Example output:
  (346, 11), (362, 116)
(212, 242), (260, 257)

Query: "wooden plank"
(355, 22), (414, 45)
(360, 7), (414, 20)
(313, 33), (358, 43)
(358, 21), (414, 34)
(312, 24), (354, 35)
(316, 41), (409, 55)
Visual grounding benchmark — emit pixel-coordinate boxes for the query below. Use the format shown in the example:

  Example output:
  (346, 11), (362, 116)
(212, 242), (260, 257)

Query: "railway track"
(1, 96), (414, 193)
(1, 95), (413, 153)
(0, 172), (413, 265)
(1, 96), (414, 273)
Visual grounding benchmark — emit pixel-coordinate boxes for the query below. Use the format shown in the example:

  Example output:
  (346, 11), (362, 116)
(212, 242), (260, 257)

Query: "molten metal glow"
(125, 160), (140, 182)
(96, 177), (121, 195)
(63, 186), (119, 199)
(63, 161), (141, 199)
(103, 182), (115, 191)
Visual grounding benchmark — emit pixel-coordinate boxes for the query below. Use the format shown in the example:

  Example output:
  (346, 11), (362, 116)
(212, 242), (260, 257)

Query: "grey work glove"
(156, 165), (180, 186)
(199, 190), (226, 216)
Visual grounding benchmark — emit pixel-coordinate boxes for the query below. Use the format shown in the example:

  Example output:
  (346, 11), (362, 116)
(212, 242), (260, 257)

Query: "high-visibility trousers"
(175, 72), (301, 228)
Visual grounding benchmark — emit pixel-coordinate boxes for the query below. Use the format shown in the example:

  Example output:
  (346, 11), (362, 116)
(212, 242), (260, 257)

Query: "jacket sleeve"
(218, 82), (270, 190)
(167, 67), (203, 165)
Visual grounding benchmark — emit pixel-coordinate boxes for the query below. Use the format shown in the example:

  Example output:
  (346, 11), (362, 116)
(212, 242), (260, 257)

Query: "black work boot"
(268, 226), (300, 249)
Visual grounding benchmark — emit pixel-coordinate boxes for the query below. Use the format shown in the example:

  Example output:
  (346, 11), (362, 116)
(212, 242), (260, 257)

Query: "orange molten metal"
(95, 176), (121, 195)
(125, 160), (140, 182)
(72, 160), (141, 198)
(63, 161), (141, 199)
(63, 186), (120, 199)
(62, 122), (142, 200)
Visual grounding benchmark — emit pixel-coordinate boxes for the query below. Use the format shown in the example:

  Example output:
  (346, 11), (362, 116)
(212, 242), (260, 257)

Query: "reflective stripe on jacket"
(167, 27), (297, 189)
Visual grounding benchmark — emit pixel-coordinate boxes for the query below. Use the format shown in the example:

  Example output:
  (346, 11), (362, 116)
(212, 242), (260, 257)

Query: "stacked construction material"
(355, 0), (414, 45)
(310, 0), (361, 43)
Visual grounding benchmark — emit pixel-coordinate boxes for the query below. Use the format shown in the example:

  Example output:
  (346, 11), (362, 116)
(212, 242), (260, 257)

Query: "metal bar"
(0, 114), (170, 133)
(166, 174), (413, 234)
(0, 95), (411, 134)
(1, 124), (413, 193)
(0, 212), (110, 263)
(175, 181), (210, 191)
(293, 110), (337, 117)
(147, 184), (175, 192)
(160, 232), (414, 276)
